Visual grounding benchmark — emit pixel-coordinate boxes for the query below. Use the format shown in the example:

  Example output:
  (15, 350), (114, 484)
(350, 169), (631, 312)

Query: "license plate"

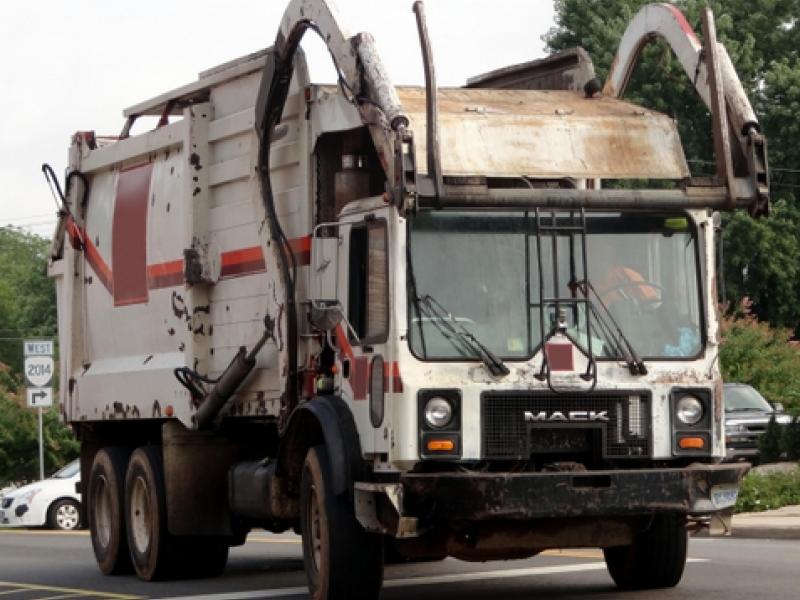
(711, 485), (739, 509)
(528, 428), (590, 453)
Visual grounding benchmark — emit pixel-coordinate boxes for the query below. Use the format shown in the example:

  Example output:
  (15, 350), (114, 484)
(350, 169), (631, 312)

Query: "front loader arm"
(255, 0), (409, 193)
(254, 0), (413, 426)
(603, 3), (769, 217)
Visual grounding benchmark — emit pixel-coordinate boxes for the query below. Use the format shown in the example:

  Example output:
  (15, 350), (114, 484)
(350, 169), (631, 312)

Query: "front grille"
(743, 424), (766, 434)
(481, 392), (651, 459)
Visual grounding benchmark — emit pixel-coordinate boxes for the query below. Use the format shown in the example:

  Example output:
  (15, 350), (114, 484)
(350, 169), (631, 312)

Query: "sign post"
(24, 340), (54, 481)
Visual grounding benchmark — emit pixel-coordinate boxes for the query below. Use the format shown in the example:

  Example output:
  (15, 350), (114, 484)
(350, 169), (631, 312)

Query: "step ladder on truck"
(46, 1), (768, 597)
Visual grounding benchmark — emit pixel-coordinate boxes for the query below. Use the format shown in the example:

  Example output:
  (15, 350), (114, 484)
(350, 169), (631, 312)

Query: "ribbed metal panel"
(481, 392), (651, 459)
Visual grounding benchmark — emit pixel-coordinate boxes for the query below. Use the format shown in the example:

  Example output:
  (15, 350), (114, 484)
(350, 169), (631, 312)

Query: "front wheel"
(603, 513), (688, 590)
(49, 499), (81, 531)
(300, 445), (383, 600)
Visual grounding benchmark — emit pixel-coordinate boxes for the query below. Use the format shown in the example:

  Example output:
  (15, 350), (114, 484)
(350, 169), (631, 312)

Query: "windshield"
(408, 210), (703, 361)
(51, 460), (79, 479)
(724, 386), (773, 412)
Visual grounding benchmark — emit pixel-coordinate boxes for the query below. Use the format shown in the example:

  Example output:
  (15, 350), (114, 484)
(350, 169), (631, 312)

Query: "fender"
(278, 395), (364, 498)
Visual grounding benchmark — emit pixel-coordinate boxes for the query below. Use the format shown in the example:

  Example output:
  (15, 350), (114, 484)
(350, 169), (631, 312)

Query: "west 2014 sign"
(24, 339), (54, 408)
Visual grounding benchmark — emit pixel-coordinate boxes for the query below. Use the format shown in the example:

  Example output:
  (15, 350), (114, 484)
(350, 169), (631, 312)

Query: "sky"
(0, 0), (555, 238)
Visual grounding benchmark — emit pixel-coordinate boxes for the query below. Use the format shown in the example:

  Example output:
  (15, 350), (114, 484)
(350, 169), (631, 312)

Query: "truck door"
(336, 210), (392, 455)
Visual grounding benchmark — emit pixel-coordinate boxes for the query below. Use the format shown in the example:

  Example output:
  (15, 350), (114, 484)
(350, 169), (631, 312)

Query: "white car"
(0, 459), (81, 530)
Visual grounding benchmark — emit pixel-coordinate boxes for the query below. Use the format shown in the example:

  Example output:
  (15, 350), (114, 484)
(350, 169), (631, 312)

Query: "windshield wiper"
(417, 294), (510, 377)
(575, 279), (647, 375)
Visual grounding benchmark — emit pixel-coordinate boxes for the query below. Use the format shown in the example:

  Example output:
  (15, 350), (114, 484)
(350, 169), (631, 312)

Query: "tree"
(718, 309), (800, 410)
(545, 0), (800, 330)
(785, 416), (800, 462)
(0, 228), (58, 374)
(758, 414), (785, 464)
(0, 363), (78, 487)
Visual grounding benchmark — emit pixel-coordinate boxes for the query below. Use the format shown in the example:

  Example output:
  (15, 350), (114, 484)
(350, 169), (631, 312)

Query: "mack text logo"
(524, 410), (610, 423)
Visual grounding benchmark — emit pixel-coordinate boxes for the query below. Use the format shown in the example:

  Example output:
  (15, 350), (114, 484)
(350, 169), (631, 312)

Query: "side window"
(348, 220), (389, 344)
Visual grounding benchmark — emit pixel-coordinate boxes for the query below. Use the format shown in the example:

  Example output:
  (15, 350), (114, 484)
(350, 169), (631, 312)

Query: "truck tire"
(300, 445), (383, 600)
(125, 446), (177, 581)
(48, 498), (81, 531)
(603, 513), (688, 590)
(89, 447), (133, 574)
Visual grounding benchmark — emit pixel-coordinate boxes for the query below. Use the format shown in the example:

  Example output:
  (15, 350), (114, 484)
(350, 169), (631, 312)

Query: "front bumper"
(0, 503), (32, 527)
(726, 443), (759, 461)
(400, 463), (750, 520)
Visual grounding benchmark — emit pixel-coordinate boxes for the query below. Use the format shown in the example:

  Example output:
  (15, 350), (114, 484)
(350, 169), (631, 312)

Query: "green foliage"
(0, 368), (78, 488)
(0, 228), (73, 486)
(736, 467), (800, 513)
(546, 0), (800, 331)
(758, 414), (786, 463)
(783, 416), (800, 462)
(785, 417), (800, 462)
(0, 228), (57, 374)
(719, 310), (800, 410)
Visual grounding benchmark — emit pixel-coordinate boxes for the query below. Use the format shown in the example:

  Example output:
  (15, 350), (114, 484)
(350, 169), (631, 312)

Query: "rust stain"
(172, 291), (188, 320)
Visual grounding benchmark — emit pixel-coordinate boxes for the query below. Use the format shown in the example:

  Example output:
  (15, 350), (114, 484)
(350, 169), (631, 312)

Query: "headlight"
(424, 397), (453, 429)
(19, 488), (41, 504)
(676, 396), (704, 426)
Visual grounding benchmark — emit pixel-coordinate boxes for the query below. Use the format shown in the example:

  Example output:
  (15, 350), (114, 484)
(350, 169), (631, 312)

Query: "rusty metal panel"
(466, 48), (596, 92)
(398, 87), (690, 180)
(400, 463), (749, 521)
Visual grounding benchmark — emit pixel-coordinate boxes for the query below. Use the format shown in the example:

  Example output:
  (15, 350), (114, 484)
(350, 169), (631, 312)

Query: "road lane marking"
(0, 581), (143, 600)
(146, 559), (707, 600)
(0, 529), (89, 536)
(542, 550), (603, 558)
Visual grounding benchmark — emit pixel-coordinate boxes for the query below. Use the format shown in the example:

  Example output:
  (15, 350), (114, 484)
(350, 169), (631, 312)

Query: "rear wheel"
(125, 446), (177, 581)
(89, 447), (133, 574)
(49, 499), (81, 531)
(300, 445), (383, 600)
(604, 514), (688, 590)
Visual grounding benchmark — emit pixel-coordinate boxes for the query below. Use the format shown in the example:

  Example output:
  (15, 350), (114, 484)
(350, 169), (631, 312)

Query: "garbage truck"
(47, 1), (768, 597)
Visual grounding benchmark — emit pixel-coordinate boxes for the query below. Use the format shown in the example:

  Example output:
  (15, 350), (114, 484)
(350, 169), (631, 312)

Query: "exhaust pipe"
(413, 1), (444, 203)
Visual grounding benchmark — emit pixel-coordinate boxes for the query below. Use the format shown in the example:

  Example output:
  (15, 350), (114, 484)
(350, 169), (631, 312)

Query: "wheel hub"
(130, 476), (152, 553)
(93, 475), (111, 544)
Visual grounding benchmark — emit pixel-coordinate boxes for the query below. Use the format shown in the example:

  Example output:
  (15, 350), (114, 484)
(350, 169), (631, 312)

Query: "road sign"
(23, 340), (54, 357)
(26, 387), (53, 408)
(24, 356), (54, 388)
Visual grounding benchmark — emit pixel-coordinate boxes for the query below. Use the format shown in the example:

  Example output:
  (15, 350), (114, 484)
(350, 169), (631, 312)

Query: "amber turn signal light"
(678, 436), (705, 449)
(427, 440), (455, 452)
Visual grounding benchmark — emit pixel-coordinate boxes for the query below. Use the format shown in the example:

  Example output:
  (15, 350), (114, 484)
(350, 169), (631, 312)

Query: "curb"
(729, 526), (800, 540)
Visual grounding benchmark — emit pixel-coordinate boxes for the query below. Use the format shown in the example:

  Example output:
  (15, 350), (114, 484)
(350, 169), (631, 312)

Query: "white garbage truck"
(47, 1), (768, 597)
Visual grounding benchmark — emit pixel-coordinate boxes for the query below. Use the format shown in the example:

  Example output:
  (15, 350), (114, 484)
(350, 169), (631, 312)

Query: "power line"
(3, 213), (59, 222)
(687, 159), (800, 175)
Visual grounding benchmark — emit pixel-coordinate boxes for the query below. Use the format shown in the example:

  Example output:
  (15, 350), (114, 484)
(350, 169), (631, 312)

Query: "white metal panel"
(148, 151), (188, 274)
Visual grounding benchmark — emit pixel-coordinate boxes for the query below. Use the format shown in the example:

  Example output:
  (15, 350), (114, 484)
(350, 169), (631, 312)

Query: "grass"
(735, 464), (800, 513)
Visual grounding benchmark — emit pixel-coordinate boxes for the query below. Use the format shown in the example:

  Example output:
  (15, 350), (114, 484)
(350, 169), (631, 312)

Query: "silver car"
(724, 383), (791, 463)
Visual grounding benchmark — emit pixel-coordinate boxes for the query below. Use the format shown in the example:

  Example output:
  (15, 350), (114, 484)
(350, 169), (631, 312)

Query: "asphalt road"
(0, 529), (797, 600)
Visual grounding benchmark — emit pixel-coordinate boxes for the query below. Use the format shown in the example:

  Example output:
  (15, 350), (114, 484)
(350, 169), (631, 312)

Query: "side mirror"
(310, 232), (342, 332)
(772, 402), (785, 413)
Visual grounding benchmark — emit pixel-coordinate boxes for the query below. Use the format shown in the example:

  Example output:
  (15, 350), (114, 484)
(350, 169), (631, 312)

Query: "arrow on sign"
(26, 387), (53, 408)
